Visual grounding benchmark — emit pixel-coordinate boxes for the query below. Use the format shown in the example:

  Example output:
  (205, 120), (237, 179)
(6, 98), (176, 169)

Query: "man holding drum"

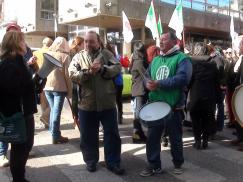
(232, 35), (243, 151)
(139, 31), (192, 177)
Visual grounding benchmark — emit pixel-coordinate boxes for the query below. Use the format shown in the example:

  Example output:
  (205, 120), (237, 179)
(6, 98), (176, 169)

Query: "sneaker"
(107, 165), (125, 175)
(0, 155), (9, 167)
(173, 167), (183, 175)
(139, 167), (162, 177)
(52, 136), (69, 144)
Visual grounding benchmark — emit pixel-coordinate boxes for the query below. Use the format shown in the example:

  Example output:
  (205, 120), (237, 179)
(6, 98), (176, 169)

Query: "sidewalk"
(1, 100), (243, 182)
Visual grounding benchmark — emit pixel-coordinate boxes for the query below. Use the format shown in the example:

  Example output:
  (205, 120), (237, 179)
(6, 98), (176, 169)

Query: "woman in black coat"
(188, 42), (220, 149)
(0, 31), (37, 182)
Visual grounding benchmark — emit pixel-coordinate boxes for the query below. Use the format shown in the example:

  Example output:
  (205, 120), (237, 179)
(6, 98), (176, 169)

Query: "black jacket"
(188, 55), (220, 111)
(225, 58), (239, 91)
(0, 55), (37, 117)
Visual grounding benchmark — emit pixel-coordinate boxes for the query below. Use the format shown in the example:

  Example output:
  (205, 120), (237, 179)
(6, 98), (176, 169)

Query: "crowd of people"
(0, 21), (243, 181)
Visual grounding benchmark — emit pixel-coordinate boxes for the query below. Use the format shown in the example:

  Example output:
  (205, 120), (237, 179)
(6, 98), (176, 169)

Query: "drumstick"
(138, 69), (150, 82)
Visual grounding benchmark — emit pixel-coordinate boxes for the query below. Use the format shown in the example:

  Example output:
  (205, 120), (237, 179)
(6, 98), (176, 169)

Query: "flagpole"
(182, 29), (186, 51)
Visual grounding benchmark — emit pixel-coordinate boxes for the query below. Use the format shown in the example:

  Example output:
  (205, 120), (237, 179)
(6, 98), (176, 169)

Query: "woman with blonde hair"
(44, 36), (72, 144)
(0, 31), (37, 182)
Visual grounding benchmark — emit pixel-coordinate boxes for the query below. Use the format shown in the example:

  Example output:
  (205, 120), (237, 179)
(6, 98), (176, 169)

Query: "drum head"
(232, 85), (243, 127)
(139, 102), (171, 121)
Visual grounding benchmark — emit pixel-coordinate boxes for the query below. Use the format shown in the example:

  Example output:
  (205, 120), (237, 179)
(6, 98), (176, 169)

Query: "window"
(40, 0), (56, 20)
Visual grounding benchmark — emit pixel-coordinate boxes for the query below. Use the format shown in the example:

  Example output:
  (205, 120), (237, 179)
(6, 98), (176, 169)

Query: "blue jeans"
(78, 108), (121, 168)
(0, 141), (8, 156)
(45, 91), (66, 140)
(146, 111), (184, 169)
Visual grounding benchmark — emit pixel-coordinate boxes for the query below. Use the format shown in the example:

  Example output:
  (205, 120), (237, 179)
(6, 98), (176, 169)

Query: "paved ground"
(0, 99), (243, 182)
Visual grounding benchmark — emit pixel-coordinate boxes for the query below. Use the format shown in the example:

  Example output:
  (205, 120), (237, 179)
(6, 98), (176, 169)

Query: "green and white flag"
(145, 1), (159, 40)
(157, 15), (163, 36)
(168, 0), (183, 40)
(230, 15), (239, 52)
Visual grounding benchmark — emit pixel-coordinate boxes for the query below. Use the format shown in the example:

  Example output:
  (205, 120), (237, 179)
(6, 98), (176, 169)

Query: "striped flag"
(168, 0), (184, 40)
(145, 1), (159, 40)
(157, 15), (163, 36)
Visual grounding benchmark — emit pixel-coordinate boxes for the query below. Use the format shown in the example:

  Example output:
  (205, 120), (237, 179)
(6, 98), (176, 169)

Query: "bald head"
(84, 31), (101, 53)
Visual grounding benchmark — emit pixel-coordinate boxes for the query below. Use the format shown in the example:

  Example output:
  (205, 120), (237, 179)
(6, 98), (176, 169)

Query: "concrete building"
(58, 0), (243, 55)
(0, 0), (67, 48)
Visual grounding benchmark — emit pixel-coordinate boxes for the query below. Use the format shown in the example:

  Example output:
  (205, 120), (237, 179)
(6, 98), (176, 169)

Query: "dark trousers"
(10, 114), (34, 182)
(225, 89), (236, 123)
(216, 91), (225, 131)
(116, 85), (123, 122)
(146, 111), (184, 169)
(190, 102), (215, 142)
(78, 108), (121, 168)
(133, 96), (146, 136)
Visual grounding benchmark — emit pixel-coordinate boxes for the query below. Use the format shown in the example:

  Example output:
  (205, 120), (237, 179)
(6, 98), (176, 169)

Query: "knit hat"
(6, 22), (21, 32)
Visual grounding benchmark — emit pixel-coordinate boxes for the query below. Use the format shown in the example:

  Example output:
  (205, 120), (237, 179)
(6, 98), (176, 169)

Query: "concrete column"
(99, 28), (107, 44)
(123, 42), (132, 57)
(103, 28), (107, 44)
(141, 27), (145, 44)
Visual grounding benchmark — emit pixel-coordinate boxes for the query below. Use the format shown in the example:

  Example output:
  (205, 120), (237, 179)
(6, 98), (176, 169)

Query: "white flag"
(168, 0), (183, 40)
(122, 11), (133, 43)
(230, 16), (239, 52)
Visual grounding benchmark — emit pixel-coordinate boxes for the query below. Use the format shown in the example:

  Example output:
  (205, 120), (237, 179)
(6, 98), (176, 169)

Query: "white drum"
(232, 84), (243, 127)
(139, 102), (171, 127)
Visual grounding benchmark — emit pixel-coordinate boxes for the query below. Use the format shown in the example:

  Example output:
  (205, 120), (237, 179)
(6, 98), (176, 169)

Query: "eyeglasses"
(225, 52), (232, 54)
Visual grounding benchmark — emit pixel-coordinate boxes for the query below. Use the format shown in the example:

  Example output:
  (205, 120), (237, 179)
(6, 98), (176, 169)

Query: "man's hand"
(146, 80), (158, 91)
(90, 59), (102, 74)
(27, 56), (37, 66)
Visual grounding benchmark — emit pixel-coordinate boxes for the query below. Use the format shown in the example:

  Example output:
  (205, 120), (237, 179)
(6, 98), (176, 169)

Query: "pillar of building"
(141, 27), (145, 44)
(123, 42), (132, 57)
(99, 28), (107, 45)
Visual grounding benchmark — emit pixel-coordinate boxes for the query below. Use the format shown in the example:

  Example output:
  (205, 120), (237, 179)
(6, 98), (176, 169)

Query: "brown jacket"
(130, 51), (147, 97)
(44, 51), (72, 97)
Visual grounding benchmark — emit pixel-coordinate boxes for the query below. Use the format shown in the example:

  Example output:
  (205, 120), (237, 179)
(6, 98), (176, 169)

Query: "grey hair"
(193, 42), (207, 56)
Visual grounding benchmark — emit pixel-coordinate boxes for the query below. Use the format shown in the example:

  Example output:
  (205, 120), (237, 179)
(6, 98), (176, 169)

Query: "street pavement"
(0, 99), (243, 182)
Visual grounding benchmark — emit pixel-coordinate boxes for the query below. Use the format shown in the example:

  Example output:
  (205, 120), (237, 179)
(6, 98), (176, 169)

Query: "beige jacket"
(68, 48), (121, 111)
(44, 51), (72, 97)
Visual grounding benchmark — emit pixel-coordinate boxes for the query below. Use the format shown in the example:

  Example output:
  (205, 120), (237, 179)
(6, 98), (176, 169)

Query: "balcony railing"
(161, 0), (243, 19)
(129, 0), (243, 20)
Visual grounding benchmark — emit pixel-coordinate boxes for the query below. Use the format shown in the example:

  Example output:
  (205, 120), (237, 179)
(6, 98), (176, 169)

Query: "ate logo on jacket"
(156, 66), (170, 80)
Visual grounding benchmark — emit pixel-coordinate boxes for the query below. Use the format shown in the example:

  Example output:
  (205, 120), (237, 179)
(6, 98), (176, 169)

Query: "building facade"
(58, 0), (243, 55)
(0, 0), (67, 48)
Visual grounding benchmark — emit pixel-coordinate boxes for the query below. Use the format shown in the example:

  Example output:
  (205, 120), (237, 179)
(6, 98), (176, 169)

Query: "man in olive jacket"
(68, 31), (124, 175)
